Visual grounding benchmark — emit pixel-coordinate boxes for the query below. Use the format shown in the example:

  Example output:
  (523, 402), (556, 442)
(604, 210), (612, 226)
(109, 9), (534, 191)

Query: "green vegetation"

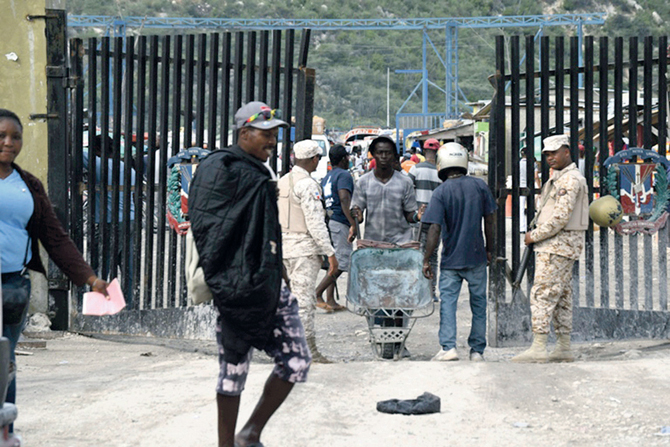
(66, 0), (670, 131)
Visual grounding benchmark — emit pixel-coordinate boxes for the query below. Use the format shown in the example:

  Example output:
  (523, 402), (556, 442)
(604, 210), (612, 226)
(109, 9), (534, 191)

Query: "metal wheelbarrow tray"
(347, 246), (434, 360)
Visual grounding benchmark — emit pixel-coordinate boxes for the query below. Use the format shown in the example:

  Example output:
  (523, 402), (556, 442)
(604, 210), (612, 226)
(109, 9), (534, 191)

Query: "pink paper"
(82, 278), (126, 316)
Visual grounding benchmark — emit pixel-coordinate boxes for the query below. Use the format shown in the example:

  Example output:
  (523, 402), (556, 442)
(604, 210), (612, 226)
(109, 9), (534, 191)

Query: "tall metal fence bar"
(583, 36), (595, 307)
(598, 37), (610, 310)
(170, 34), (184, 308)
(524, 35), (537, 295)
(122, 35), (136, 309)
(66, 30), (313, 337)
(613, 38), (625, 310)
(628, 37), (639, 311)
(510, 36), (521, 274)
(569, 36), (581, 301)
(659, 35), (669, 312)
(490, 34), (670, 346)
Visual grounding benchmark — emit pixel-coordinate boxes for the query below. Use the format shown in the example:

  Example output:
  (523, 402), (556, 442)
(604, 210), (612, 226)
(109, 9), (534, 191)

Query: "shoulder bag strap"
(20, 236), (30, 275)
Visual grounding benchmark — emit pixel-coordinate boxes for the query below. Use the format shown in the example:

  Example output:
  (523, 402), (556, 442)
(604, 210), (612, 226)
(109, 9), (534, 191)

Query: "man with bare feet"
(315, 144), (356, 313)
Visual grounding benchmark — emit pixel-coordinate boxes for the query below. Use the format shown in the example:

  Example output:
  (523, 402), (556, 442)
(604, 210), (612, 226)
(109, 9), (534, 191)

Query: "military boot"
(306, 335), (332, 364)
(548, 333), (575, 363)
(511, 333), (548, 363)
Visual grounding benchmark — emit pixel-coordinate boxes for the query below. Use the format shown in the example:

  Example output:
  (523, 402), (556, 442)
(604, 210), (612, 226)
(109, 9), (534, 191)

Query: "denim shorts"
(328, 219), (352, 272)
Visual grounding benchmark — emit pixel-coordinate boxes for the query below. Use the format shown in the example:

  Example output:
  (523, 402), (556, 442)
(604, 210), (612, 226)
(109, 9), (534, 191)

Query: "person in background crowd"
(0, 108), (108, 434)
(189, 101), (311, 447)
(368, 152), (376, 171)
(409, 141), (422, 164)
(352, 145), (365, 177)
(512, 134), (588, 364)
(408, 138), (442, 302)
(316, 144), (355, 313)
(401, 154), (416, 173)
(519, 146), (541, 233)
(519, 147), (529, 233)
(83, 134), (137, 296)
(393, 152), (403, 173)
(278, 139), (338, 363)
(416, 148), (426, 163)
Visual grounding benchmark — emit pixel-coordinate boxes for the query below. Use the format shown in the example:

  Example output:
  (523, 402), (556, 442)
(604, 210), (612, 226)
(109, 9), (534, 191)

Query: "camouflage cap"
(293, 139), (322, 159)
(542, 134), (570, 153)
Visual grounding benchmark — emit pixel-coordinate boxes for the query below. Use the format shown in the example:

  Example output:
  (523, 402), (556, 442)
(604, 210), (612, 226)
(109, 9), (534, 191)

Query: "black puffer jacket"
(189, 146), (282, 364)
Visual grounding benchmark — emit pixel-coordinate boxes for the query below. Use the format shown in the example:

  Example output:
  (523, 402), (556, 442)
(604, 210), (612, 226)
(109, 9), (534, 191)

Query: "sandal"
(328, 303), (346, 312)
(316, 302), (334, 313)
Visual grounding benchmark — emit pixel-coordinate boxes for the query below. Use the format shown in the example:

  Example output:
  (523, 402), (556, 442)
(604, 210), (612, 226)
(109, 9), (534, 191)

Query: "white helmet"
(437, 142), (469, 173)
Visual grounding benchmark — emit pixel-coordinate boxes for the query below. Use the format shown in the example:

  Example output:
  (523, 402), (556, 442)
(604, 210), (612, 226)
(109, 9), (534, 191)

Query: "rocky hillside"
(66, 0), (670, 130)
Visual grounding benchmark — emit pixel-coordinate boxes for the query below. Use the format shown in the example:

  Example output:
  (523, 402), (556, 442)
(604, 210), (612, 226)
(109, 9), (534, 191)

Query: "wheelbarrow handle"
(416, 221), (424, 243)
(355, 216), (361, 241)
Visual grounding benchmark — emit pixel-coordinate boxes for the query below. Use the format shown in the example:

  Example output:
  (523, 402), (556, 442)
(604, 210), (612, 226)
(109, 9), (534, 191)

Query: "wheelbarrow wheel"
(381, 343), (394, 359)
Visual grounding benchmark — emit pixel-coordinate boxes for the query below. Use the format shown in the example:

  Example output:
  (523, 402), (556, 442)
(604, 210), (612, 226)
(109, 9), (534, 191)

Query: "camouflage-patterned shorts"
(215, 284), (312, 396)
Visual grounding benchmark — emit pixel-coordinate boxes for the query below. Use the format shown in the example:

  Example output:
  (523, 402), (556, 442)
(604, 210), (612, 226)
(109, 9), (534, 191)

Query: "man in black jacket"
(189, 102), (311, 447)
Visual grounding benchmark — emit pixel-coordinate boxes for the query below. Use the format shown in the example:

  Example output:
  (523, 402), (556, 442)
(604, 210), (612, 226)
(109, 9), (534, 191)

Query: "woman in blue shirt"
(0, 109), (108, 430)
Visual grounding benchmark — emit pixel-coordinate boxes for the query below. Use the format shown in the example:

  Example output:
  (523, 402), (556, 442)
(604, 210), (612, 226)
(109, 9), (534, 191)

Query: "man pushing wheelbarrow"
(349, 136), (433, 360)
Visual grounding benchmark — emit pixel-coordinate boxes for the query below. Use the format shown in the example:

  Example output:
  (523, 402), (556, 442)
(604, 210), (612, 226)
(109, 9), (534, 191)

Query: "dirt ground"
(13, 274), (670, 447)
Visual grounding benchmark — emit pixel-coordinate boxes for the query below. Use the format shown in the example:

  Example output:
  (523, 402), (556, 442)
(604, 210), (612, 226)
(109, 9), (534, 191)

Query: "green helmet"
(589, 195), (623, 227)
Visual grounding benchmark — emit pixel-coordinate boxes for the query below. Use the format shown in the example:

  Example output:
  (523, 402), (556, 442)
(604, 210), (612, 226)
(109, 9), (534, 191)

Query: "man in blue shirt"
(83, 135), (136, 224)
(315, 144), (355, 312)
(422, 143), (496, 362)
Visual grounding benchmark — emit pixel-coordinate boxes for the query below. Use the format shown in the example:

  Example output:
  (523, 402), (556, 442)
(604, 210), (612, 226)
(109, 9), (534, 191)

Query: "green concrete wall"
(1, 1), (54, 318)
(0, 0), (49, 184)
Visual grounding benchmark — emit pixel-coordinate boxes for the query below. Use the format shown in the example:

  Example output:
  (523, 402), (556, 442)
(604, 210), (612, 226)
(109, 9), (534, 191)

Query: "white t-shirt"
(520, 157), (528, 188)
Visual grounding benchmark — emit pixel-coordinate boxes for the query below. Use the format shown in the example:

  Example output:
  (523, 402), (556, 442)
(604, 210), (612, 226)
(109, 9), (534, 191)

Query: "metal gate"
(489, 34), (670, 346)
(61, 29), (314, 336)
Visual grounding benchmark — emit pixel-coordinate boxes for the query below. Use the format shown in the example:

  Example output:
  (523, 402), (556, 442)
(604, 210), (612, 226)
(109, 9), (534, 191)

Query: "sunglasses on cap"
(245, 108), (282, 125)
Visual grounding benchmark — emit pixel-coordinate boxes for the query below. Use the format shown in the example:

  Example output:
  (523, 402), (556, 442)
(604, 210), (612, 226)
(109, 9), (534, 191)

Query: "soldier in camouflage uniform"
(278, 139), (338, 363)
(512, 134), (588, 363)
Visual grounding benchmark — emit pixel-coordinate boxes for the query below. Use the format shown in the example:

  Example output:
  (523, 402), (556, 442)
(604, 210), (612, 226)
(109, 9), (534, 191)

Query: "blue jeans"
(2, 272), (31, 432)
(438, 262), (487, 354)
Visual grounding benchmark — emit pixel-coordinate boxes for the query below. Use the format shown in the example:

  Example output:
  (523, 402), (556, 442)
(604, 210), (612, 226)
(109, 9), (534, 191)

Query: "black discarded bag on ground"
(376, 392), (441, 415)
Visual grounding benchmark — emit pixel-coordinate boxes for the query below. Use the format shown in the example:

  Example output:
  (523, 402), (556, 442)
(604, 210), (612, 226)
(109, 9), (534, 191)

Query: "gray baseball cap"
(234, 101), (288, 130)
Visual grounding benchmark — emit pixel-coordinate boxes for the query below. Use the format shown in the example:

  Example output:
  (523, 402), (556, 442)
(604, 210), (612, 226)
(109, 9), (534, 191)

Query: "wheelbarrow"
(346, 238), (434, 360)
